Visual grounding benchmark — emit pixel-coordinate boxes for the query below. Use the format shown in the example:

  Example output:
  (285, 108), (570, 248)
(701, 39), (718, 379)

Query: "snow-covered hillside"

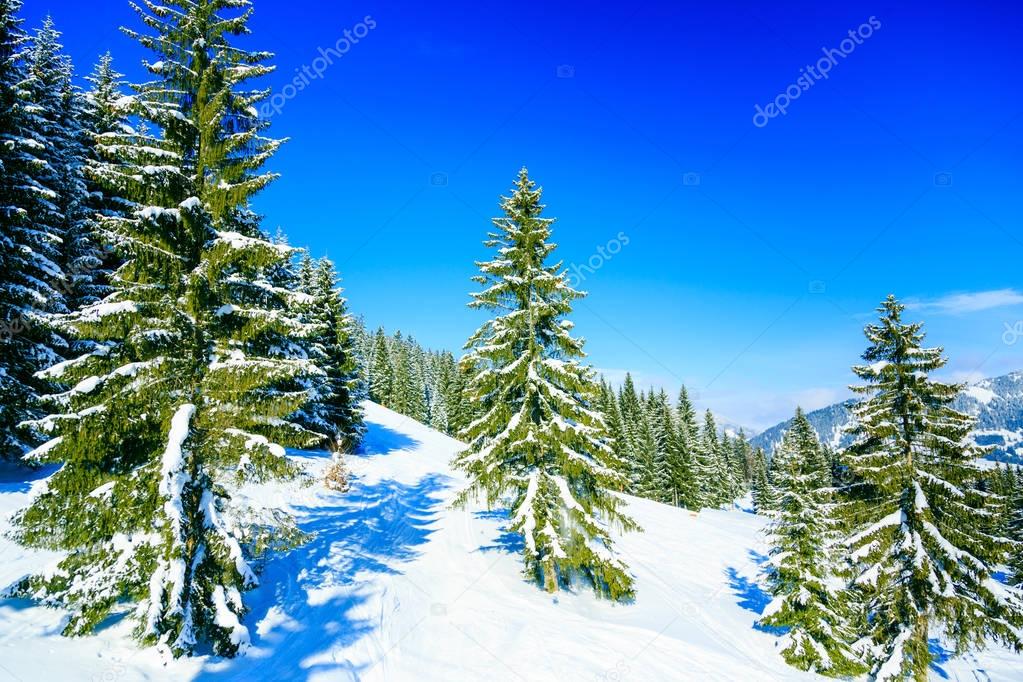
(0, 402), (1019, 680)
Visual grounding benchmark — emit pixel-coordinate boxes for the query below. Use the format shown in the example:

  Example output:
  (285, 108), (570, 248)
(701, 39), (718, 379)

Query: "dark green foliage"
(759, 408), (864, 675)
(453, 168), (636, 599)
(13, 0), (322, 658)
(841, 296), (1022, 680)
(294, 255), (365, 452)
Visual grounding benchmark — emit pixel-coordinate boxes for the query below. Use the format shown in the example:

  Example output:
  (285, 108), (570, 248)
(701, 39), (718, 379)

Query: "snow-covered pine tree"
(719, 431), (740, 503)
(673, 386), (701, 510)
(751, 446), (778, 514)
(79, 52), (132, 301)
(646, 389), (674, 502)
(841, 295), (1023, 680)
(760, 408), (864, 675)
(445, 356), (474, 436)
(631, 405), (663, 502)
(732, 429), (754, 492)
(617, 374), (644, 494)
(14, 0), (324, 657)
(596, 379), (629, 491)
(298, 257), (365, 452)
(454, 168), (636, 598)
(388, 335), (411, 414)
(1009, 467), (1023, 588)
(404, 340), (428, 423)
(694, 410), (725, 507)
(28, 18), (98, 315)
(369, 326), (392, 405)
(0, 3), (67, 461)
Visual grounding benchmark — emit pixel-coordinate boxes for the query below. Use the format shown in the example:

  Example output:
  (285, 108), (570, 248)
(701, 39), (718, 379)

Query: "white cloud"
(905, 289), (1023, 315)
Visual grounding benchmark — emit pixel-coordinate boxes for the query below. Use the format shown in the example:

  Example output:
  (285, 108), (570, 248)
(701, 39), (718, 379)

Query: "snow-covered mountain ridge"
(751, 371), (1023, 463)
(0, 402), (1018, 680)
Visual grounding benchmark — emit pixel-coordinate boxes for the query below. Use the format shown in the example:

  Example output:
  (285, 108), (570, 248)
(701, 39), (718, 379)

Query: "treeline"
(351, 325), (768, 514)
(597, 376), (768, 510)
(352, 324), (472, 436)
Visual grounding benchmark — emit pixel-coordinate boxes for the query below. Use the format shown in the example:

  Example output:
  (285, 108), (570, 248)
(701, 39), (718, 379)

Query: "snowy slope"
(1, 402), (1020, 681)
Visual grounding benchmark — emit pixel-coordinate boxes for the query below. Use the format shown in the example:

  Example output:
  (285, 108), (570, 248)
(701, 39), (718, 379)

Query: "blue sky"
(32, 0), (1023, 429)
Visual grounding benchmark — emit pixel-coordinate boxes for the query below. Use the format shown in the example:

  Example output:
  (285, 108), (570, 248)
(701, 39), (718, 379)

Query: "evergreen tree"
(446, 356), (475, 435)
(404, 341), (428, 422)
(297, 257), (365, 451)
(77, 52), (132, 308)
(631, 408), (662, 501)
(369, 326), (392, 405)
(695, 410), (724, 507)
(841, 296), (1022, 680)
(647, 389), (674, 502)
(1001, 466), (1023, 589)
(453, 168), (636, 598)
(32, 19), (98, 314)
(751, 447), (778, 514)
(0, 2), (66, 460)
(13, 0), (320, 657)
(732, 429), (754, 492)
(617, 374), (644, 493)
(760, 408), (864, 675)
(673, 387), (700, 509)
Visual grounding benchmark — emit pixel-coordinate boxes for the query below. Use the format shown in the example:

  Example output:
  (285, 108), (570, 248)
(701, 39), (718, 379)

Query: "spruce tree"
(0, 2), (66, 460)
(297, 257), (365, 451)
(454, 168), (636, 598)
(1009, 468), (1023, 588)
(72, 53), (131, 309)
(597, 379), (627, 485)
(841, 295), (1022, 680)
(617, 374), (644, 494)
(760, 408), (863, 675)
(674, 387), (701, 509)
(30, 19), (98, 314)
(695, 410), (724, 507)
(369, 326), (392, 405)
(13, 0), (322, 657)
(751, 447), (778, 514)
(647, 389), (674, 502)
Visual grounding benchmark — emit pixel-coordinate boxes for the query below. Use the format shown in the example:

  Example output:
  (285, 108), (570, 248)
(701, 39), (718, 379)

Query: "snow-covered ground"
(1, 402), (1020, 681)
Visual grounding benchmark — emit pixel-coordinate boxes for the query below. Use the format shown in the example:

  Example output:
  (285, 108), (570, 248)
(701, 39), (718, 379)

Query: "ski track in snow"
(0, 402), (1020, 681)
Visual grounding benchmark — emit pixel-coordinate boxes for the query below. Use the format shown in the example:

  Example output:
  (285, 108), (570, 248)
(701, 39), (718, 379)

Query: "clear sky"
(29, 0), (1023, 430)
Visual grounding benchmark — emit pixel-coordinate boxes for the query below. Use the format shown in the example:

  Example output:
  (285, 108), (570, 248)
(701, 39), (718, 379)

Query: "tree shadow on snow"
(725, 564), (786, 635)
(194, 471), (450, 680)
(927, 639), (977, 680)
(473, 509), (525, 554)
(354, 421), (421, 457)
(726, 567), (770, 615)
(0, 462), (61, 494)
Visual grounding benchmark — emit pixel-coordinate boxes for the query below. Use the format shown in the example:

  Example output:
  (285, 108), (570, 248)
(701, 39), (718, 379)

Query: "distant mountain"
(750, 400), (857, 457)
(750, 371), (1023, 464)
